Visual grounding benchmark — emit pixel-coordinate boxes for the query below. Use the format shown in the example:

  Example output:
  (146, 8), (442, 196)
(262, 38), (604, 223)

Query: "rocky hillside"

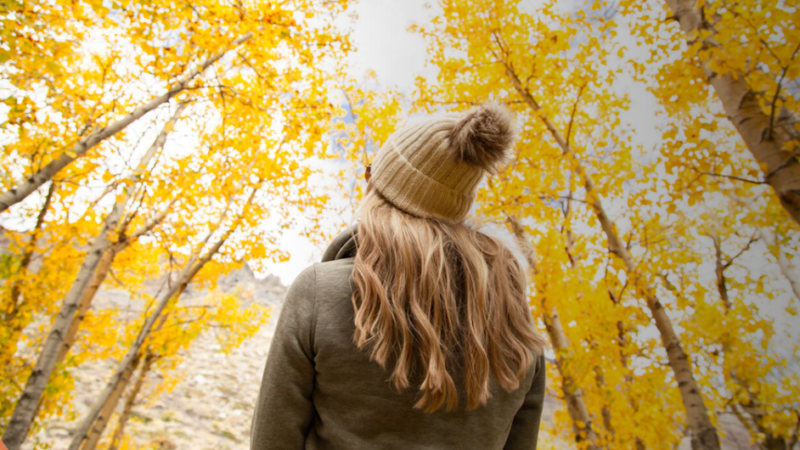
(26, 265), (286, 450)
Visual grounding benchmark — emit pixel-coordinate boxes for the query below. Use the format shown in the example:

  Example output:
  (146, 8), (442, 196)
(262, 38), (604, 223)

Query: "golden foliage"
(1, 0), (799, 448)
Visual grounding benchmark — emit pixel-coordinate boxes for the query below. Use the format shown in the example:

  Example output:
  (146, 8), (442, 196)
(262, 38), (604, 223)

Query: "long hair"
(351, 187), (547, 413)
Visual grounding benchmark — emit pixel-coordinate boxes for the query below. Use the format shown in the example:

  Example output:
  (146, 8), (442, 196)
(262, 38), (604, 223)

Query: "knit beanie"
(369, 102), (518, 223)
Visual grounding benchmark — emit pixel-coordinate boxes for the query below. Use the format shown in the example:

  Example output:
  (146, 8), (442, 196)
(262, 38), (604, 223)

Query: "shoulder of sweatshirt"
(280, 257), (355, 332)
(312, 257), (356, 303)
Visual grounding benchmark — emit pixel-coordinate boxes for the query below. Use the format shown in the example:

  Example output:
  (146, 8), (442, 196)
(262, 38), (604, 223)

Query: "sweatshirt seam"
(311, 263), (318, 357)
(536, 354), (545, 387)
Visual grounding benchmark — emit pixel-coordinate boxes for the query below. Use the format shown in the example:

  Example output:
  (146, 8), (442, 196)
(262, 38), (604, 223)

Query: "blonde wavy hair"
(351, 186), (547, 413)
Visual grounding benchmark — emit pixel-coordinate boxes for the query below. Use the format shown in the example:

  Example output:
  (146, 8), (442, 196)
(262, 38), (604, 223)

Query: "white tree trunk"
(662, 0), (800, 225)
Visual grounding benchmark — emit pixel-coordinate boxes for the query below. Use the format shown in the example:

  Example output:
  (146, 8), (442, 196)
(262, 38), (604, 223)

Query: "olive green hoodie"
(250, 225), (546, 449)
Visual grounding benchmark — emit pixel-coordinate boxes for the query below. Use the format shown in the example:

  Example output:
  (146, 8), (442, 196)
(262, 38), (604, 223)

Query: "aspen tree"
(508, 215), (601, 449)
(88, 287), (268, 449)
(2, 104), (187, 447)
(413, 0), (720, 447)
(620, 0), (800, 226)
(508, 56), (721, 450)
(2, 200), (126, 449)
(80, 307), (176, 450)
(2, 0), (350, 213)
(67, 98), (313, 445)
(0, 200), (90, 429)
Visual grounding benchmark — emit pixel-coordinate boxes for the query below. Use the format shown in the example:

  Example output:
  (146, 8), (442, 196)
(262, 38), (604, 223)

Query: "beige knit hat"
(369, 102), (518, 223)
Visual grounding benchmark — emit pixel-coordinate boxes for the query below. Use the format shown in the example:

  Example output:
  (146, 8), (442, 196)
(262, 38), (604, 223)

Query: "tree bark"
(661, 0), (800, 225)
(80, 354), (142, 450)
(2, 104), (186, 450)
(503, 65), (721, 450)
(0, 33), (251, 214)
(507, 216), (601, 450)
(2, 201), (124, 450)
(58, 250), (116, 364)
(108, 352), (155, 450)
(28, 248), (119, 427)
(710, 234), (731, 312)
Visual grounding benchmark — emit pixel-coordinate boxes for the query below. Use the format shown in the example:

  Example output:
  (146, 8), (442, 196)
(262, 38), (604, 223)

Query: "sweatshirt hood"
(321, 224), (358, 262)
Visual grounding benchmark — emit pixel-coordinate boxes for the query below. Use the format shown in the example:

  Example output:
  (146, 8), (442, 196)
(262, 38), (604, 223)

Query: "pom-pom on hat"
(369, 102), (518, 223)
